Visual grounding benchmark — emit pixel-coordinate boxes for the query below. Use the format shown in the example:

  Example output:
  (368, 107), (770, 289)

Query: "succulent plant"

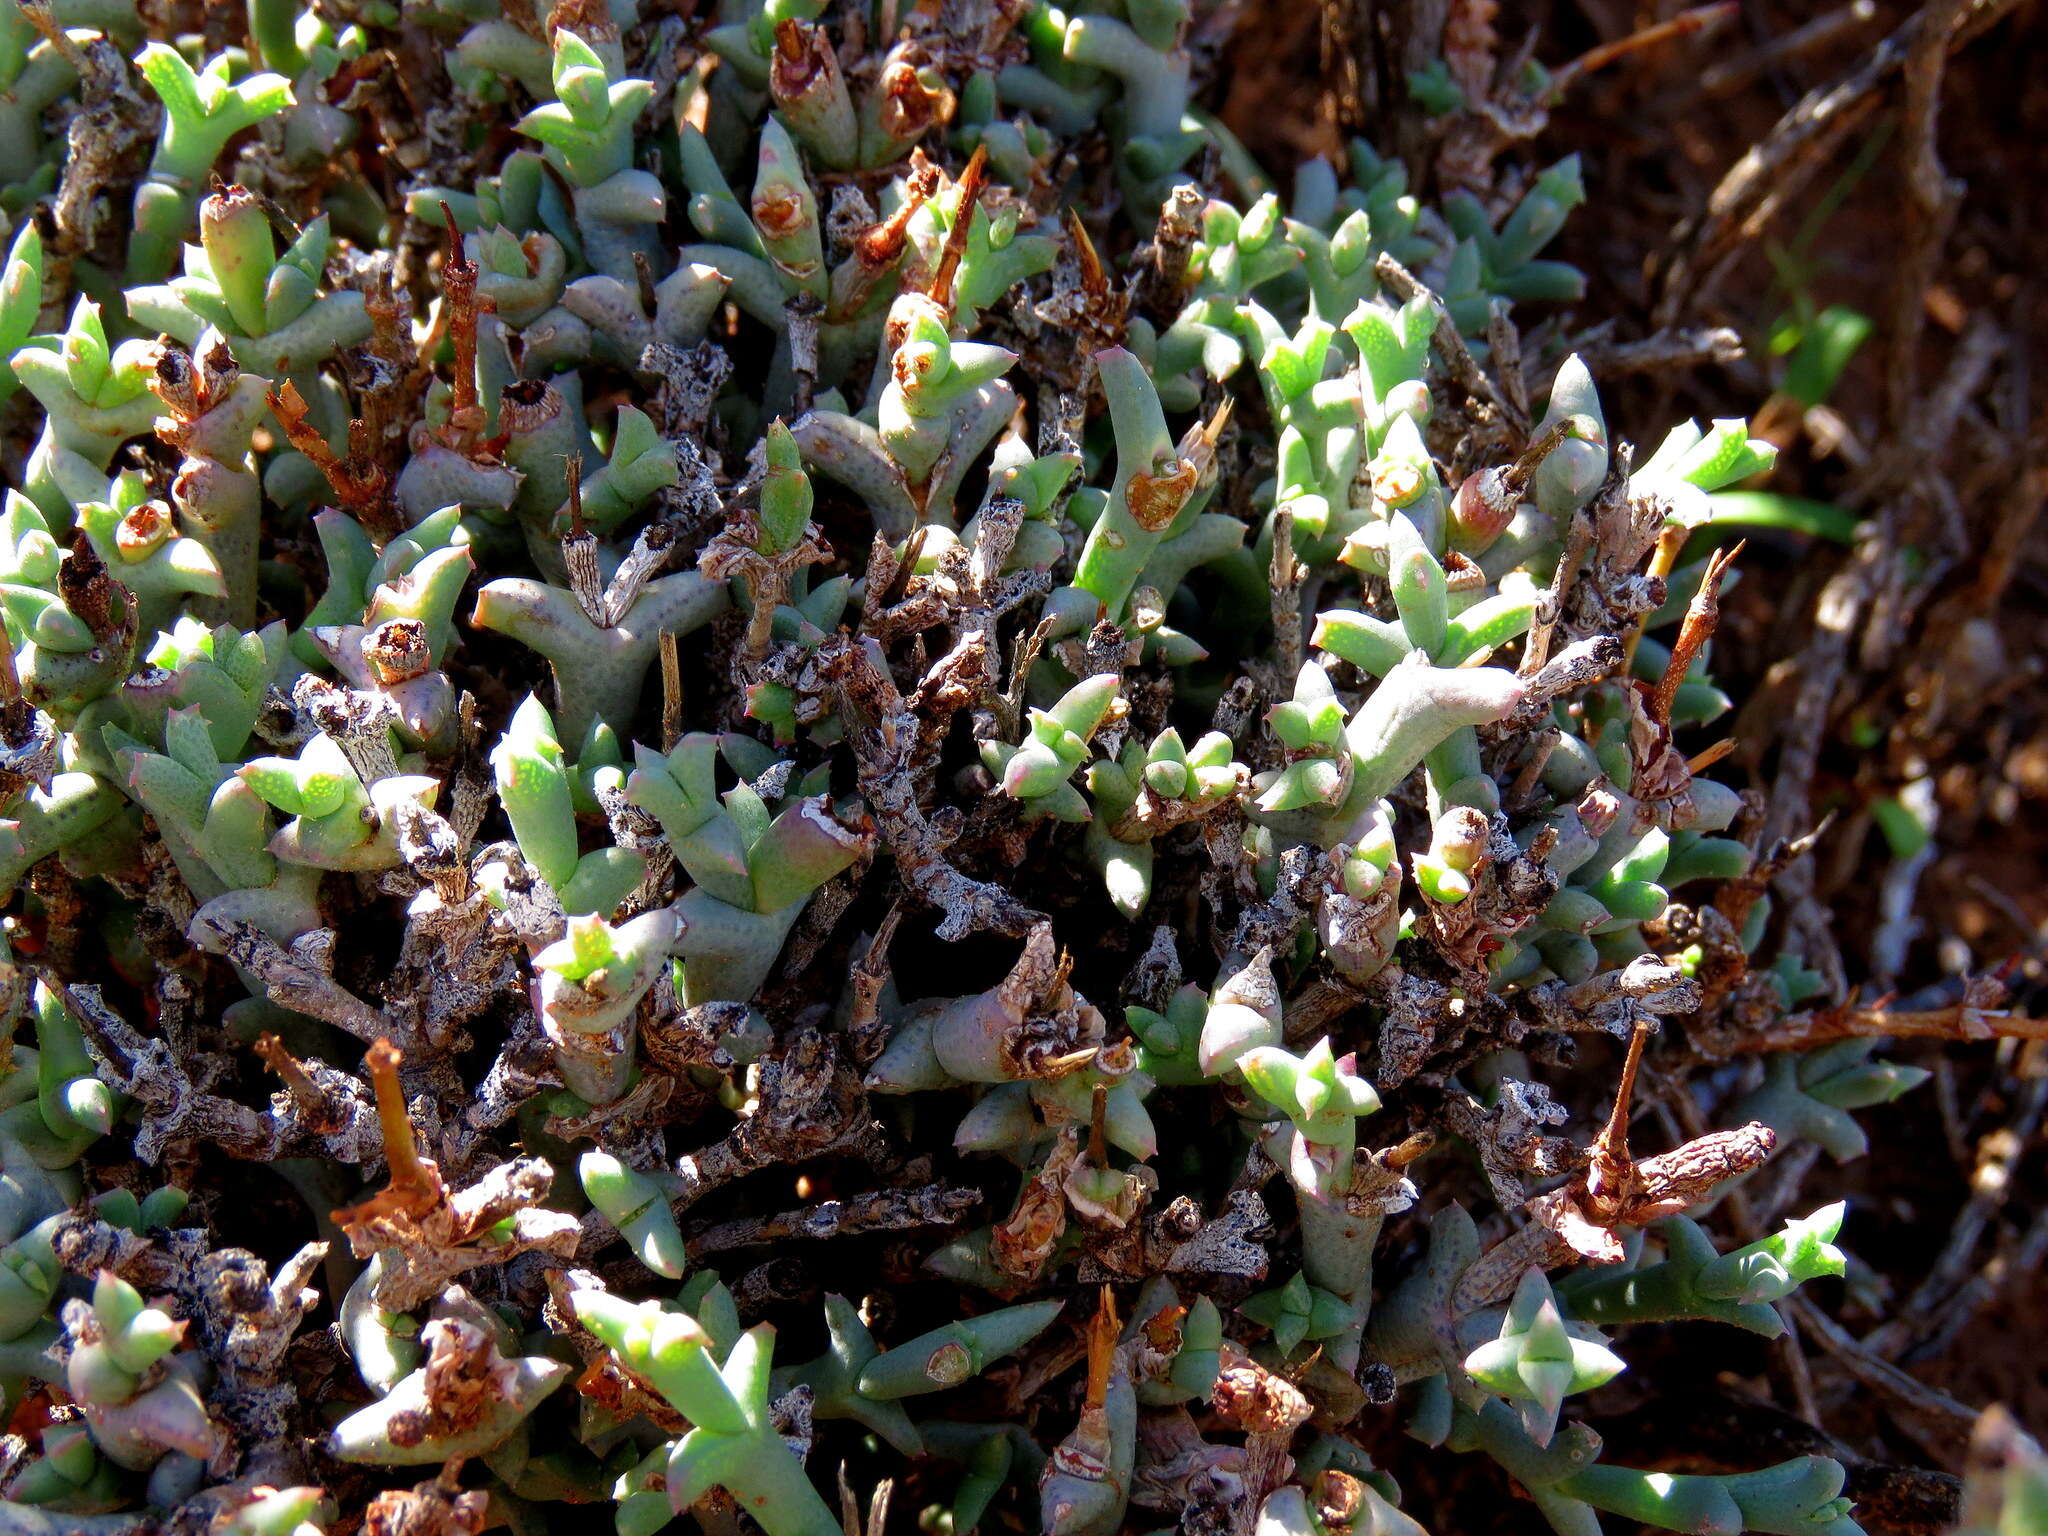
(0, 4), (2005, 1535)
(572, 1284), (846, 1536)
(127, 45), (294, 284)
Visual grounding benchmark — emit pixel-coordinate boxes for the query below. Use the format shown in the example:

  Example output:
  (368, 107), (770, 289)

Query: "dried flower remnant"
(329, 1306), (571, 1464)
(333, 1041), (580, 1312)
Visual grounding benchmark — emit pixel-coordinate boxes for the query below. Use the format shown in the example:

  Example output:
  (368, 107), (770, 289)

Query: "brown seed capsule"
(147, 341), (201, 422)
(58, 533), (129, 642)
(496, 378), (560, 436)
(769, 18), (830, 98)
(363, 619), (432, 686)
(0, 696), (55, 801)
(1125, 458), (1199, 531)
(876, 56), (953, 144)
(923, 1340), (972, 1386)
(1451, 465), (1518, 548)
(114, 500), (174, 561)
(1372, 460), (1423, 509)
(1315, 1470), (1366, 1536)
(1453, 414), (1602, 551)
(753, 187), (807, 242)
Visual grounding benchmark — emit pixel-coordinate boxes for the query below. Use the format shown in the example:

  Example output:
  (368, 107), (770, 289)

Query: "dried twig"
(1654, 0), (2023, 325)
(1784, 1293), (1981, 1430)
(1373, 253), (1527, 435)
(1693, 0), (1882, 97)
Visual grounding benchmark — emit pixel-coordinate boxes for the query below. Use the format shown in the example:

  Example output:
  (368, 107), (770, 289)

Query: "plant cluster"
(0, 2), (1991, 1535)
